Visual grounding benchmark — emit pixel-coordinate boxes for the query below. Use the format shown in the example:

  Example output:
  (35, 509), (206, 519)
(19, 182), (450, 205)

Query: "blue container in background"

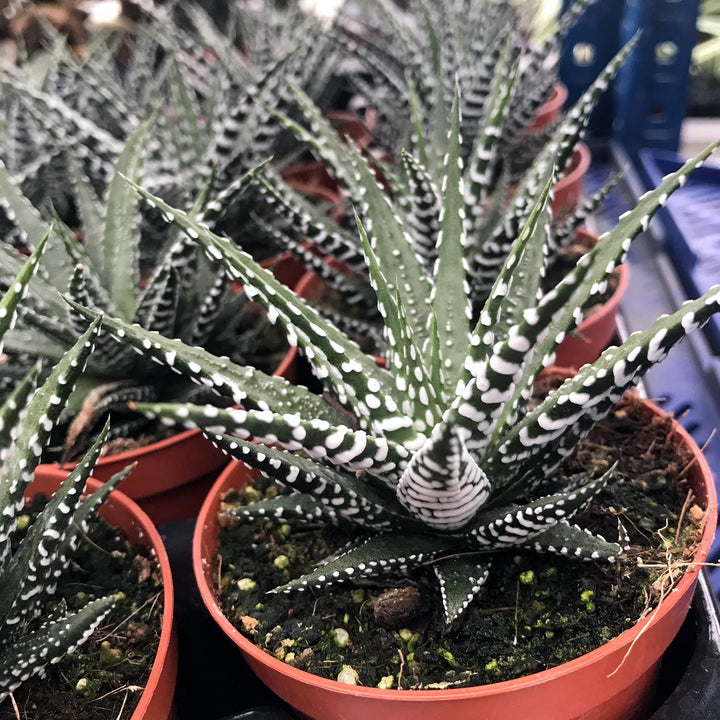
(616, 0), (702, 155)
(560, 0), (701, 152)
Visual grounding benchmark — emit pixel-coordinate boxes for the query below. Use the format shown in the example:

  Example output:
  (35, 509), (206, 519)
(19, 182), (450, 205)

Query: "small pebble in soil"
(332, 628), (350, 648)
(337, 665), (360, 685)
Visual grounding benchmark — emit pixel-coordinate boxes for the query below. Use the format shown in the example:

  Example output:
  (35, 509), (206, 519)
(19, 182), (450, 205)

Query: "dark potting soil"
(0, 500), (163, 720)
(214, 391), (706, 690)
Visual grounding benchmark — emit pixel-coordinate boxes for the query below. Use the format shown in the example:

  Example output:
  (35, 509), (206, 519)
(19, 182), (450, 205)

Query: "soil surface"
(0, 500), (163, 720)
(214, 391), (706, 690)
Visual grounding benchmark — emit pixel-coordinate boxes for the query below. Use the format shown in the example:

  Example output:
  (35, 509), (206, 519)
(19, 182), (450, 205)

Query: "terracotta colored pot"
(552, 143), (592, 220)
(37, 284), (300, 525)
(259, 252), (308, 290)
(527, 82), (569, 134)
(554, 229), (630, 369)
(281, 161), (343, 202)
(326, 111), (373, 150)
(30, 468), (178, 720)
(193, 395), (716, 720)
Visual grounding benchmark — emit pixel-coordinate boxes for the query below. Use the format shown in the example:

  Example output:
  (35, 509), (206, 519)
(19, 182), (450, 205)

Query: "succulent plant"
(0, 235), (129, 702)
(244, 35), (632, 348)
(336, 0), (594, 173)
(68, 132), (720, 623)
(0, 129), (288, 459)
(0, 0), (340, 260)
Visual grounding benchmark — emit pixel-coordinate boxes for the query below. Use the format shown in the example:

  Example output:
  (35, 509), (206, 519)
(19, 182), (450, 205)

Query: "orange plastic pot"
(30, 467), (177, 720)
(326, 111), (373, 150)
(281, 161), (343, 202)
(193, 396), (716, 720)
(527, 82), (569, 134)
(554, 229), (630, 369)
(552, 143), (591, 220)
(37, 287), (301, 525)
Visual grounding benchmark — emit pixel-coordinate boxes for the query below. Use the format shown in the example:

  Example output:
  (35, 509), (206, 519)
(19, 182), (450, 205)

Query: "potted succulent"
(248, 36), (634, 366)
(0, 129), (298, 524)
(0, 0), (339, 275)
(335, 0), (593, 191)
(66, 124), (720, 718)
(0, 237), (176, 720)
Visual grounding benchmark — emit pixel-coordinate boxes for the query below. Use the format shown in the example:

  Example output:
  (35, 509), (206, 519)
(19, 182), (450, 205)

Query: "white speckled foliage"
(0, 239), (131, 703)
(246, 32), (638, 337)
(66, 130), (720, 623)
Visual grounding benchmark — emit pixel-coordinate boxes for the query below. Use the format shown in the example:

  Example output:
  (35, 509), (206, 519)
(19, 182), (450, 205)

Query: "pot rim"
(29, 471), (176, 719)
(556, 142), (592, 192)
(529, 82), (569, 131)
(192, 395), (716, 702)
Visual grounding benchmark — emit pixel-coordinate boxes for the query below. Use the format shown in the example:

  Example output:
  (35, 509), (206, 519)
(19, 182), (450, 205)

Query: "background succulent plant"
(0, 235), (129, 702)
(242, 34), (633, 350)
(68, 133), (720, 623)
(0, 0), (341, 263)
(335, 0), (594, 173)
(0, 128), (288, 460)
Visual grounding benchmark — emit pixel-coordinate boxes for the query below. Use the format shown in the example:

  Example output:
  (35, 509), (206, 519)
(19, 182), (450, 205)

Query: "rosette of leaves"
(0, 127), (285, 459)
(0, 0), (339, 260)
(67, 135), (720, 623)
(335, 0), (595, 174)
(0, 234), (129, 702)
(243, 35), (632, 348)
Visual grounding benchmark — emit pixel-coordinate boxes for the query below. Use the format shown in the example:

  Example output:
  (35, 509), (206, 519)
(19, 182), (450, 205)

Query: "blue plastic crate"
(560, 0), (625, 137)
(638, 148), (720, 355)
(616, 0), (702, 155)
(586, 142), (720, 591)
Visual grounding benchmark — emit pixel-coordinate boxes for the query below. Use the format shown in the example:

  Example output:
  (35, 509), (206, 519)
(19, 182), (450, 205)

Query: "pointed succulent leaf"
(451, 169), (556, 453)
(62, 463), (136, 556)
(167, 60), (203, 172)
(133, 265), (181, 337)
(102, 121), (152, 319)
(210, 435), (418, 527)
(464, 40), (519, 215)
(0, 362), (41, 464)
(0, 422), (110, 625)
(0, 595), (115, 703)
(62, 297), (347, 425)
(523, 520), (622, 562)
(358, 218), (439, 429)
(270, 533), (458, 595)
(132, 402), (410, 481)
(67, 156), (106, 276)
(493, 286), (720, 486)
(469, 468), (612, 547)
(433, 555), (491, 623)
(0, 317), (102, 563)
(554, 169), (624, 246)
(253, 170), (366, 276)
(0, 231), (51, 353)
(399, 150), (440, 273)
(433, 85), (472, 395)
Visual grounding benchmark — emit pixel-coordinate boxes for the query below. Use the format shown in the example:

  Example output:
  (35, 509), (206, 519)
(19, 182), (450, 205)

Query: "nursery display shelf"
(584, 141), (720, 592)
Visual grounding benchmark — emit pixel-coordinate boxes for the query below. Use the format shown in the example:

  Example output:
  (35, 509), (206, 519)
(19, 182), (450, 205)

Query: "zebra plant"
(335, 0), (595, 174)
(245, 35), (633, 347)
(0, 127), (287, 460)
(0, 235), (129, 702)
(67, 135), (720, 623)
(0, 0), (340, 257)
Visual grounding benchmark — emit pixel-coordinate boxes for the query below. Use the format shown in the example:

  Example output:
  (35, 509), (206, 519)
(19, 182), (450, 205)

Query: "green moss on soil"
(215, 392), (706, 690)
(0, 502), (163, 720)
